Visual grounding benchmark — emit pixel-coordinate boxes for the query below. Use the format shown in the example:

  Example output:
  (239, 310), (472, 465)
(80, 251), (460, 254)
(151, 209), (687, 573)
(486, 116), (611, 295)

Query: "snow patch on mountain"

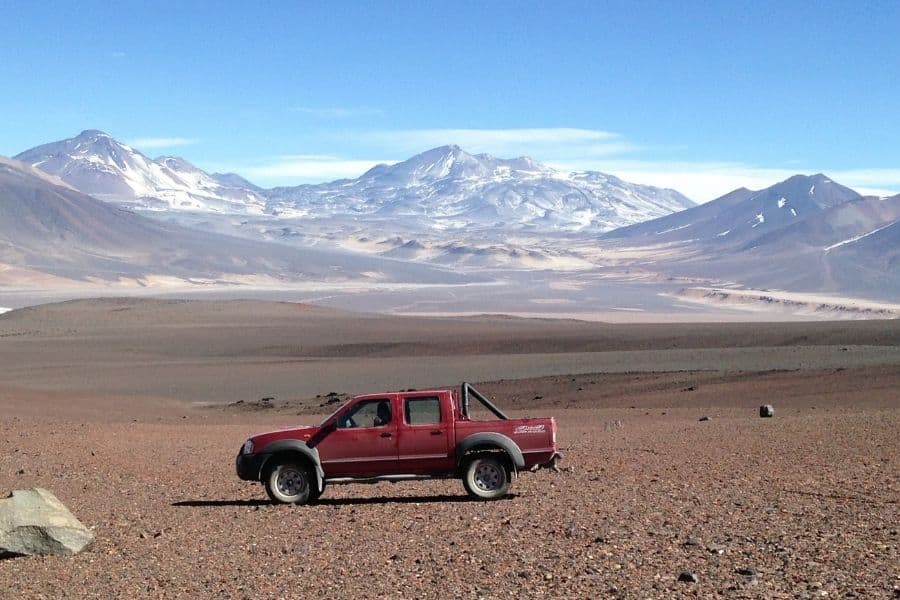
(824, 220), (898, 253)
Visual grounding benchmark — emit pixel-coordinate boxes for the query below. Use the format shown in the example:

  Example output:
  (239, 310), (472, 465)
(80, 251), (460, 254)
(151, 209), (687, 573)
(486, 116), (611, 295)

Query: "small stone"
(698, 416), (711, 422)
(16, 469), (25, 475)
(736, 567), (757, 578)
(759, 404), (775, 417)
(678, 571), (698, 583)
(544, 573), (553, 581)
(683, 537), (702, 547)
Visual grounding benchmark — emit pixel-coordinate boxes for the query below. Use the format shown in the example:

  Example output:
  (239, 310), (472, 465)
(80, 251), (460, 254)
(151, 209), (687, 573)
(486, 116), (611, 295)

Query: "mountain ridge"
(0, 154), (475, 286)
(17, 131), (695, 232)
(15, 130), (267, 214)
(264, 143), (696, 232)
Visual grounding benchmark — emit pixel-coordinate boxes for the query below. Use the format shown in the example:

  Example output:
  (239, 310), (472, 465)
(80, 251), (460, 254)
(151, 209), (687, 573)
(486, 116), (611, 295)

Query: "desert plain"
(0, 298), (898, 599)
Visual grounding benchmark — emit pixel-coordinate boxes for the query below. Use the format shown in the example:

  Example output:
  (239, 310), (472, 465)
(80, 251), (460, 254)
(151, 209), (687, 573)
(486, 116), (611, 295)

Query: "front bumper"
(235, 451), (268, 481)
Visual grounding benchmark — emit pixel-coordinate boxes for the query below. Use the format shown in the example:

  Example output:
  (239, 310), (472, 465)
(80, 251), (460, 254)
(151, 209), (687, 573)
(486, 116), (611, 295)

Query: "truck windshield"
(318, 401), (348, 426)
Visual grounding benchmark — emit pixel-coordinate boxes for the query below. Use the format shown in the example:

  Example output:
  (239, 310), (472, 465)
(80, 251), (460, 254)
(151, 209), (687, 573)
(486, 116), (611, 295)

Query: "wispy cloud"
(826, 168), (900, 195)
(110, 51), (126, 58)
(358, 127), (635, 158)
(291, 106), (384, 118)
(234, 155), (394, 182)
(127, 137), (199, 149)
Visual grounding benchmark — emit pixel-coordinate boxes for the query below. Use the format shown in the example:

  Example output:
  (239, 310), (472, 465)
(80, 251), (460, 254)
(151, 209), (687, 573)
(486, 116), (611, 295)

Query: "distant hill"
(603, 174), (861, 247)
(602, 175), (900, 299)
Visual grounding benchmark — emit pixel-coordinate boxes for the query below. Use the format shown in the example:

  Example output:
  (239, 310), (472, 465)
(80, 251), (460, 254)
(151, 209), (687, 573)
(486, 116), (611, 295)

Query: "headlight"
(241, 439), (255, 455)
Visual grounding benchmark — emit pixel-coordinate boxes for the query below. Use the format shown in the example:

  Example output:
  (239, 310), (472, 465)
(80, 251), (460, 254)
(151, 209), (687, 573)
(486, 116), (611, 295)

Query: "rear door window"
(404, 396), (441, 425)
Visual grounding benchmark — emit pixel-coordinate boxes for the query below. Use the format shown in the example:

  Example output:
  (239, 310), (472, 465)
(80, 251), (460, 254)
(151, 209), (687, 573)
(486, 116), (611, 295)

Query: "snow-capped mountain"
(15, 130), (266, 214)
(265, 145), (694, 231)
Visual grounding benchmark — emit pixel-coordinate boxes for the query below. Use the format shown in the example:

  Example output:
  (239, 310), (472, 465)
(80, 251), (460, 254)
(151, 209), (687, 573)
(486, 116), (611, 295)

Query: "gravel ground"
(1, 366), (898, 599)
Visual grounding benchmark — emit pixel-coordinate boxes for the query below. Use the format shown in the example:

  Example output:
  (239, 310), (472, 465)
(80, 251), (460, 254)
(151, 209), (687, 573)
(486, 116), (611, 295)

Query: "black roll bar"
(460, 382), (510, 420)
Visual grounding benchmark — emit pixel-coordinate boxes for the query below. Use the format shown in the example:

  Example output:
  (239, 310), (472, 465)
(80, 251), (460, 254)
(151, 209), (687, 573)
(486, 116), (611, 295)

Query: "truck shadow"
(173, 494), (517, 508)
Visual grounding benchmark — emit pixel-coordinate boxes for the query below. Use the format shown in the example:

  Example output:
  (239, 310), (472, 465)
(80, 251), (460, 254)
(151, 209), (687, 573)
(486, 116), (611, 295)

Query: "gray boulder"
(0, 488), (94, 558)
(759, 404), (775, 418)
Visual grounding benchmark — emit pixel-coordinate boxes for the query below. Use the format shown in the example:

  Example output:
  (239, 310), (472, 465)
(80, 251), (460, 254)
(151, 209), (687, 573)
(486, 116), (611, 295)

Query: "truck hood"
(250, 425), (320, 450)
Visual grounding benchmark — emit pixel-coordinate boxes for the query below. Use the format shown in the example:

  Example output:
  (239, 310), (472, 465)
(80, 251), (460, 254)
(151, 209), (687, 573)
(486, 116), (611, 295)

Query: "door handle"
(380, 432), (392, 438)
(430, 430), (442, 436)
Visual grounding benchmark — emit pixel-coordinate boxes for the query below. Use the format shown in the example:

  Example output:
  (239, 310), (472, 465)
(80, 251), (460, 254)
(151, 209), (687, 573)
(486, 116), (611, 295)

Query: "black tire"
(462, 454), (511, 500)
(264, 460), (313, 505)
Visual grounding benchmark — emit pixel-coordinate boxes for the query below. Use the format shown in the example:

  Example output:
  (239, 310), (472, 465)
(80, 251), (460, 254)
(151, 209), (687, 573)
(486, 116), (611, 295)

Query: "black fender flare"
(258, 440), (325, 493)
(455, 432), (525, 471)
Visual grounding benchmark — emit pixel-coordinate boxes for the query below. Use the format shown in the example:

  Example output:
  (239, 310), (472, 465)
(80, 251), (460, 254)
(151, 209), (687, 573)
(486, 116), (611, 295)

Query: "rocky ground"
(1, 365), (898, 599)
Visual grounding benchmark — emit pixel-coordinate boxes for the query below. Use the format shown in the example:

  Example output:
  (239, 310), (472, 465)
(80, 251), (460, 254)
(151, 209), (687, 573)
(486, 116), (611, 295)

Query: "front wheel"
(462, 455), (510, 500)
(265, 461), (313, 505)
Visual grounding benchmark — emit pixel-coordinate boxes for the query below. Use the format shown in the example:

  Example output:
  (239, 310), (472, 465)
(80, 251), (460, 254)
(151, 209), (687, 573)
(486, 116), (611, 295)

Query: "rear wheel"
(462, 454), (510, 500)
(265, 461), (313, 505)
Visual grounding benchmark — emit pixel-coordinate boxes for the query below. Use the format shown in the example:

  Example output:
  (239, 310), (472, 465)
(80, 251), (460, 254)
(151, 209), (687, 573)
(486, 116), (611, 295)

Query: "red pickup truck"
(236, 383), (561, 504)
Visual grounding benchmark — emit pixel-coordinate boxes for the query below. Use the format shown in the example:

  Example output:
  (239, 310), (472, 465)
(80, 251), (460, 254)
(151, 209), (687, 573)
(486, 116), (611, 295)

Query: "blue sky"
(1, 1), (898, 201)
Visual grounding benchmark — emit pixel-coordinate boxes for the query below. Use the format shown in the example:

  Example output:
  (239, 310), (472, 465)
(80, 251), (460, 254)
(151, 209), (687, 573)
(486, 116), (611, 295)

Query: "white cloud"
(127, 137), (199, 149)
(359, 127), (635, 158)
(235, 155), (396, 182)
(826, 168), (900, 197)
(292, 106), (384, 118)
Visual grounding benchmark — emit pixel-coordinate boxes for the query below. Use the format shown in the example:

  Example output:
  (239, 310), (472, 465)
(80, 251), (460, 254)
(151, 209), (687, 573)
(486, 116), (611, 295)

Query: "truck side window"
(405, 397), (441, 425)
(338, 399), (391, 428)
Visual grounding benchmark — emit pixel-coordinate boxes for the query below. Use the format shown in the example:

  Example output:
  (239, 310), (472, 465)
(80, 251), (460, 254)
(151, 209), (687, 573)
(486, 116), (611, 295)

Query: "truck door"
(397, 393), (454, 474)
(316, 397), (400, 477)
